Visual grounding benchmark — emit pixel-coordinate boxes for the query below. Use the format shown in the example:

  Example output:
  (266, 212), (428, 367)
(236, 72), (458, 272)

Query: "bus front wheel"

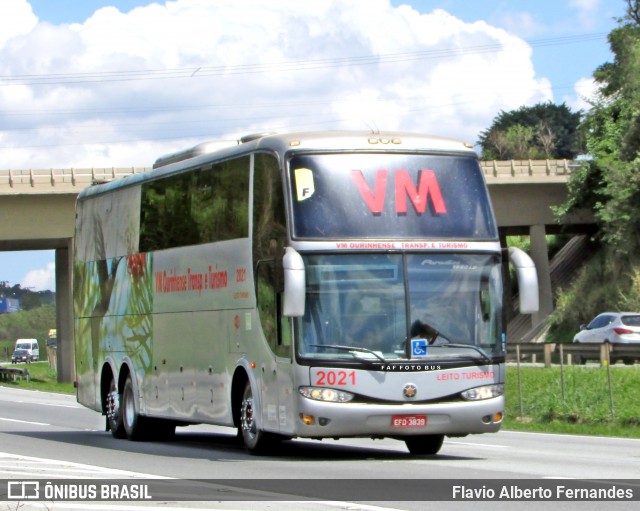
(404, 434), (444, 455)
(239, 381), (274, 454)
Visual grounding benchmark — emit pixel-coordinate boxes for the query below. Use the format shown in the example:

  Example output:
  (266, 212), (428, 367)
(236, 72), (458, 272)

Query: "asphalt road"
(0, 385), (639, 510)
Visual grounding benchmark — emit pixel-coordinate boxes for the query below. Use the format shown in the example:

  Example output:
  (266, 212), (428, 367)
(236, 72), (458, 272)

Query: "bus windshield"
(297, 253), (504, 364)
(289, 153), (497, 240)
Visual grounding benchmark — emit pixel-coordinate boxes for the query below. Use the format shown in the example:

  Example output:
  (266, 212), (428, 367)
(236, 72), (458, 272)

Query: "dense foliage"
(550, 1), (640, 335)
(0, 282), (55, 360)
(0, 281), (55, 310)
(478, 103), (584, 160)
(0, 303), (55, 344)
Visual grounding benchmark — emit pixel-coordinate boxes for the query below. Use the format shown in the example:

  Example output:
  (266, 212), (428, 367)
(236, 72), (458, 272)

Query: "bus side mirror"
(282, 247), (305, 317)
(508, 247), (539, 314)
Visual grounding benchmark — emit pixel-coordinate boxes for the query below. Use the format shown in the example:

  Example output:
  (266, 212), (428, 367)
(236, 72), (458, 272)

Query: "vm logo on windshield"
(351, 169), (447, 215)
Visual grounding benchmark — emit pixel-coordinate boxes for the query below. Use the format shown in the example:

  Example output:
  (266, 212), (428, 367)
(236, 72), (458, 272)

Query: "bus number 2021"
(314, 370), (356, 386)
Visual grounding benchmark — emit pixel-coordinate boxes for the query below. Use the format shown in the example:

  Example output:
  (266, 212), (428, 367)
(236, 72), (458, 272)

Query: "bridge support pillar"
(529, 225), (554, 328)
(55, 241), (75, 383)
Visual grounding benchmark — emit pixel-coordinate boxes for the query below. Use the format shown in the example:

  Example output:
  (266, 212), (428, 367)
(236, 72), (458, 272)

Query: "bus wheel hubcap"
(241, 397), (255, 437)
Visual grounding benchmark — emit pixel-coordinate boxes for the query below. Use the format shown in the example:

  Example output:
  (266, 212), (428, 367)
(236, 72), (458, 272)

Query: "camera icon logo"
(7, 481), (40, 500)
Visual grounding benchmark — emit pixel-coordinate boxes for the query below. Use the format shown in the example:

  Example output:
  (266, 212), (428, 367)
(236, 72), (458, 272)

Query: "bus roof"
(153, 131), (476, 168)
(78, 130), (477, 200)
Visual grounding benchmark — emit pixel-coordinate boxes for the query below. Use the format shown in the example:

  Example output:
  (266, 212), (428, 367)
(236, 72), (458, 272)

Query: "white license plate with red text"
(391, 415), (427, 428)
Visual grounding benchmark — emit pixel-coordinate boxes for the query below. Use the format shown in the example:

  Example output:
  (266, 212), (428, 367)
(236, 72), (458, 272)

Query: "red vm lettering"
(351, 169), (447, 214)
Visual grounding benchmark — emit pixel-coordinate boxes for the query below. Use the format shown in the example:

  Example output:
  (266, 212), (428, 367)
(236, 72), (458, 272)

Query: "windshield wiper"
(309, 344), (388, 364)
(431, 343), (493, 364)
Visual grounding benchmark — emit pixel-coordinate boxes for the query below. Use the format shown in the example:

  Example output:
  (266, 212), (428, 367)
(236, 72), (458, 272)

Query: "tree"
(478, 102), (584, 160)
(504, 124), (536, 159)
(558, 1), (640, 256)
(549, 0), (640, 337)
(0, 303), (56, 343)
(0, 282), (54, 311)
(536, 122), (556, 158)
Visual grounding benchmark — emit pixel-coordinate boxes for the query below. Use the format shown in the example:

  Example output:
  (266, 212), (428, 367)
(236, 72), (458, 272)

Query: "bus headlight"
(299, 387), (354, 403)
(461, 384), (504, 401)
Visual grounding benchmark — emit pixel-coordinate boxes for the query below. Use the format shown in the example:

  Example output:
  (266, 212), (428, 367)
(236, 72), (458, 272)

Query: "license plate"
(392, 415), (427, 428)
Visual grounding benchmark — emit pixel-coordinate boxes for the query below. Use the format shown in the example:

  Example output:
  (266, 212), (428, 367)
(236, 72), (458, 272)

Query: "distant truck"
(47, 329), (57, 348)
(0, 297), (19, 313)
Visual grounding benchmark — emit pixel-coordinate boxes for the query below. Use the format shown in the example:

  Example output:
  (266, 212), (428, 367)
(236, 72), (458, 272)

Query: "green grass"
(504, 365), (640, 438)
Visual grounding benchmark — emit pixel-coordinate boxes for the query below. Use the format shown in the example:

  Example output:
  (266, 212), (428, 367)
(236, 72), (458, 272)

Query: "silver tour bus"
(73, 131), (538, 455)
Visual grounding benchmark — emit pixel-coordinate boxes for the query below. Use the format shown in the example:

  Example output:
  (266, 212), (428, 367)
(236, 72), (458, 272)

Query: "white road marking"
(0, 395), (81, 409)
(0, 417), (50, 426)
(10, 400), (81, 409)
(0, 452), (166, 479)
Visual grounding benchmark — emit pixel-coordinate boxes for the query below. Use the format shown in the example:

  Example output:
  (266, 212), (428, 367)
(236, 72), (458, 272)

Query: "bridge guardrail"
(480, 159), (580, 178)
(0, 167), (149, 191)
(507, 343), (640, 367)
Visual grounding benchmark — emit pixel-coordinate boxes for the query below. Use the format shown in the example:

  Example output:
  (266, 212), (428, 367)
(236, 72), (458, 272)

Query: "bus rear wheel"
(121, 375), (176, 441)
(122, 375), (145, 440)
(404, 434), (444, 455)
(123, 374), (169, 441)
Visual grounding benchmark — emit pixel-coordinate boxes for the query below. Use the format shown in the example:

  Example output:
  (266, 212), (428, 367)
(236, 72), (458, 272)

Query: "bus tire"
(122, 375), (148, 441)
(106, 376), (126, 439)
(404, 434), (444, 455)
(239, 381), (274, 454)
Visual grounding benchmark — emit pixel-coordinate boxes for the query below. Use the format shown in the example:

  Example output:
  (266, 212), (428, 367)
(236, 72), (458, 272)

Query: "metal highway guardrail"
(507, 342), (640, 366)
(0, 160), (578, 193)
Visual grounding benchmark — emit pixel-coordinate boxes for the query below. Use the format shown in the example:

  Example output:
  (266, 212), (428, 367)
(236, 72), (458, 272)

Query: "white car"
(573, 312), (640, 344)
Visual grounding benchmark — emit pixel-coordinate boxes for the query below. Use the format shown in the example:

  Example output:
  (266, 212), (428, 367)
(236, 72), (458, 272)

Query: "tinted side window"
(75, 186), (141, 262)
(140, 156), (250, 251)
(590, 315), (613, 329)
(253, 153), (290, 357)
(621, 315), (640, 327)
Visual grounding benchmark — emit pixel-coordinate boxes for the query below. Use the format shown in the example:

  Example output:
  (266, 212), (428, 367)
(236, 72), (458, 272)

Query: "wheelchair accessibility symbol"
(411, 339), (428, 357)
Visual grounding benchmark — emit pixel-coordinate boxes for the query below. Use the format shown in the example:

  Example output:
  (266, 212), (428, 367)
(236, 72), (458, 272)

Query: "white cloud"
(492, 11), (542, 39)
(0, 0), (553, 168)
(569, 0), (600, 12)
(0, 0), (37, 48)
(569, 0), (600, 29)
(564, 77), (599, 111)
(21, 262), (56, 291)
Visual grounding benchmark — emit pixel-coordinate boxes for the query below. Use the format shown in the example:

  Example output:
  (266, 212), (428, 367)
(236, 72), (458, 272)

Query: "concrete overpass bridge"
(0, 160), (593, 381)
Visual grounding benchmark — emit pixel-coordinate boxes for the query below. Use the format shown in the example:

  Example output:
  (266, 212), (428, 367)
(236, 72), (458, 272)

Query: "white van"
(14, 339), (39, 362)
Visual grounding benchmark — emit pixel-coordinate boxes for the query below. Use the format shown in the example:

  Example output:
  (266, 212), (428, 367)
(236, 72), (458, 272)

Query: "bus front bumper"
(292, 395), (504, 438)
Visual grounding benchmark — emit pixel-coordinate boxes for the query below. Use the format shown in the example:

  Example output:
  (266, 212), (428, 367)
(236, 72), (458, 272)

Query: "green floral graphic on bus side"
(122, 253), (153, 372)
(74, 253), (153, 379)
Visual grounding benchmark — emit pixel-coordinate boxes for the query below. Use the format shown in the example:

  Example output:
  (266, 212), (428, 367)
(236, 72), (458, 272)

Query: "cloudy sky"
(0, 0), (625, 290)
